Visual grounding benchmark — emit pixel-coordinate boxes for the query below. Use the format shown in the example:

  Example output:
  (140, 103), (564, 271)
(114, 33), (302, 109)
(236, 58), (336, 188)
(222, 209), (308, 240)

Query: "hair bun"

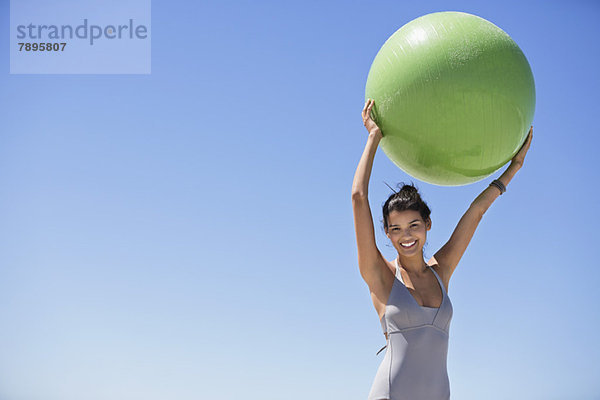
(396, 182), (420, 201)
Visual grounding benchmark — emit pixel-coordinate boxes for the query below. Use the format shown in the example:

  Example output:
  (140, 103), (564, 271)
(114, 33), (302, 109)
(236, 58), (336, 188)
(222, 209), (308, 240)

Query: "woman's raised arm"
(352, 99), (382, 196)
(352, 99), (387, 287)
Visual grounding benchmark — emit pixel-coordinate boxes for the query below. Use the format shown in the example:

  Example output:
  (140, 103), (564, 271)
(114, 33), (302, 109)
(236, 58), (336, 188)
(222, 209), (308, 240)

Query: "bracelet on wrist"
(489, 179), (506, 195)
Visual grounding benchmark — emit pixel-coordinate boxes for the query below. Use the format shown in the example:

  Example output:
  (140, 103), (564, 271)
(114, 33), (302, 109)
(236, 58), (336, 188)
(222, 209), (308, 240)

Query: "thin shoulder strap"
(427, 265), (447, 296)
(394, 258), (402, 282)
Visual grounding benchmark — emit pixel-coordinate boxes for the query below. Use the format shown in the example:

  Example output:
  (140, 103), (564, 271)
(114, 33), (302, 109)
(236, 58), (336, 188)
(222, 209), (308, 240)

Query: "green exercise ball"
(365, 11), (535, 186)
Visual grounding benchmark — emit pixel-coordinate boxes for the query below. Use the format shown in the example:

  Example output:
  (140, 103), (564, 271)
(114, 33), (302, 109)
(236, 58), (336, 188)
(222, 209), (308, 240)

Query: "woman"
(352, 99), (533, 400)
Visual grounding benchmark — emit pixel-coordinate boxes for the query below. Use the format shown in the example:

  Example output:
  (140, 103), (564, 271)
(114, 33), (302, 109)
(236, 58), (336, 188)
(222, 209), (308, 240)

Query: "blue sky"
(1, 0), (599, 399)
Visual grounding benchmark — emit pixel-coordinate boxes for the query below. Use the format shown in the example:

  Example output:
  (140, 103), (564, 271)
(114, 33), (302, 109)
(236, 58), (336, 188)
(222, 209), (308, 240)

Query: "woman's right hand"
(362, 98), (382, 139)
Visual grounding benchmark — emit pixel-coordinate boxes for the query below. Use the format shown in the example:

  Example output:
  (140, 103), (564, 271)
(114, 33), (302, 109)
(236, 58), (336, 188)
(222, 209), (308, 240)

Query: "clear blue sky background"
(1, 1), (599, 399)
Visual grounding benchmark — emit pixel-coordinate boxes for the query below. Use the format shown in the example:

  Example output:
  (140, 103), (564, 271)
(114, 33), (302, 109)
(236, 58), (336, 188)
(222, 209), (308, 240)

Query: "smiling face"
(385, 209), (431, 256)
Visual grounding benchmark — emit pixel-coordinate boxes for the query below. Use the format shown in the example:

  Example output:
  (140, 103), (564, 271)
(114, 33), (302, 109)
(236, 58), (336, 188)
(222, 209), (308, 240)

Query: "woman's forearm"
(471, 161), (522, 214)
(351, 132), (382, 197)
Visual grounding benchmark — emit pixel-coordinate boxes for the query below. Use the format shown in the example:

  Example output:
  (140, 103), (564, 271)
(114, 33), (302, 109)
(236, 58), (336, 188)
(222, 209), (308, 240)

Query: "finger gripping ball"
(365, 11), (535, 186)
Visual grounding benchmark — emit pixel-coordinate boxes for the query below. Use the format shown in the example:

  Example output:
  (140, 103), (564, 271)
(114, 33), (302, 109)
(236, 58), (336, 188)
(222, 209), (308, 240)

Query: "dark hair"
(382, 181), (431, 233)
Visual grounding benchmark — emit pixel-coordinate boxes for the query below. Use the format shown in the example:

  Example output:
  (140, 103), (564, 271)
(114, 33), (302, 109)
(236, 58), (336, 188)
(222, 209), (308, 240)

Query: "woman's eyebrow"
(389, 219), (420, 227)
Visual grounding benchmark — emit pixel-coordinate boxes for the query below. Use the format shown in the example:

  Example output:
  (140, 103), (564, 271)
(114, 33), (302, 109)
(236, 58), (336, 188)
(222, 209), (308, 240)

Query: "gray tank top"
(368, 259), (453, 400)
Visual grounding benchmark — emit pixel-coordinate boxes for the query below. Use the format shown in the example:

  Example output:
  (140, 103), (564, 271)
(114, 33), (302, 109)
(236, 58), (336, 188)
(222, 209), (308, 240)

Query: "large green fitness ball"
(365, 11), (535, 186)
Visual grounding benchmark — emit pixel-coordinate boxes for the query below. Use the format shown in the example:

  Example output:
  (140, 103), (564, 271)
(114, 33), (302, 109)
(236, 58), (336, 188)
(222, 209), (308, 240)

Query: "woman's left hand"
(511, 125), (533, 167)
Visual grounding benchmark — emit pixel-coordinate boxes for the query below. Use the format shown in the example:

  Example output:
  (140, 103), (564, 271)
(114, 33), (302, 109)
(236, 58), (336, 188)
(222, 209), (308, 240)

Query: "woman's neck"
(396, 256), (429, 275)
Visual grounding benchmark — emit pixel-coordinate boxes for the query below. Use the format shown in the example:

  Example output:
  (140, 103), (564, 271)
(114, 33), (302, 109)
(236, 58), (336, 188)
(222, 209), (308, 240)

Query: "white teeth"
(401, 241), (416, 247)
